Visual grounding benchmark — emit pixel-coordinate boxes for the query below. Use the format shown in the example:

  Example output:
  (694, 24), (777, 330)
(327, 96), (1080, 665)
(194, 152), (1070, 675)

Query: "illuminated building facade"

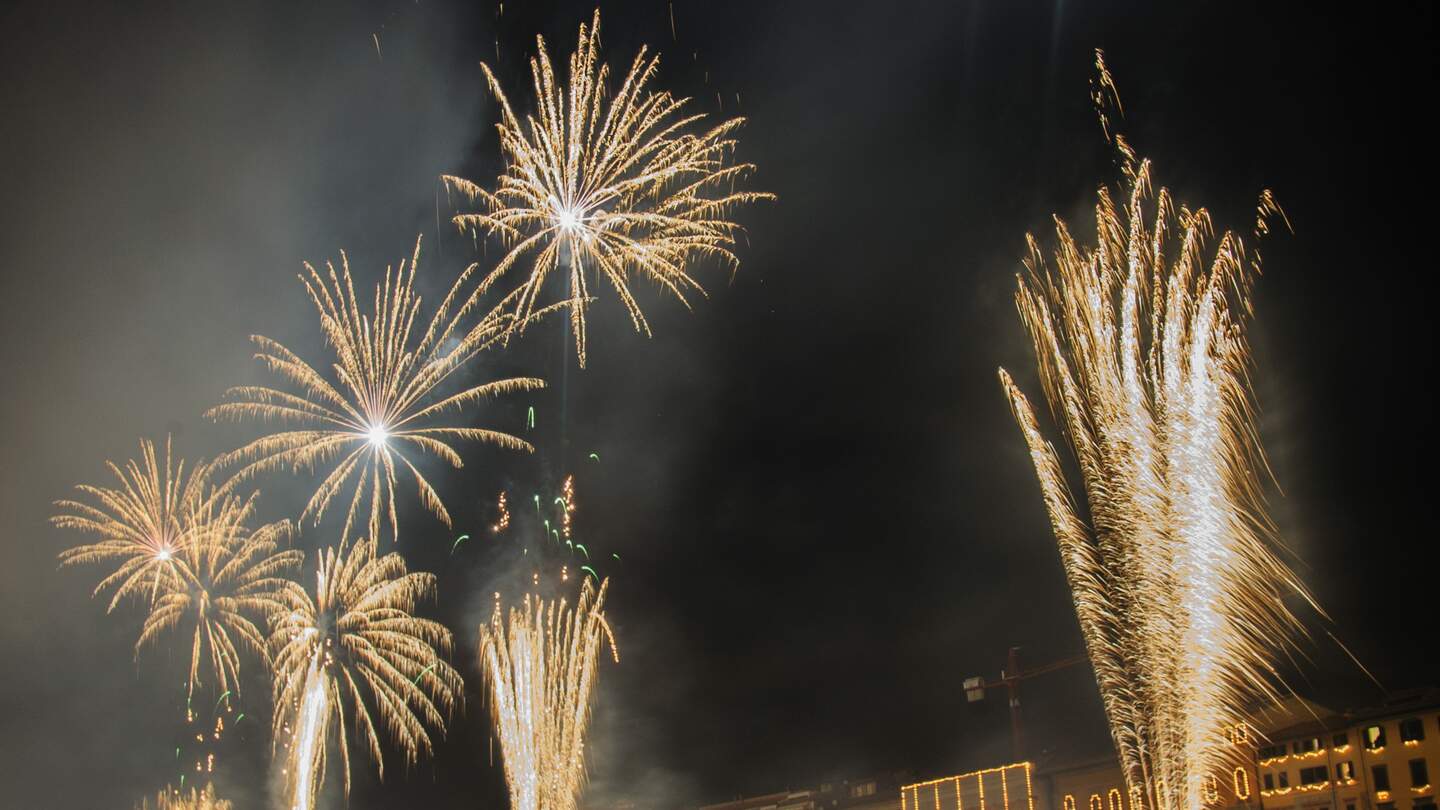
(1252, 690), (1440, 810)
(1015, 690), (1440, 810)
(905, 756), (1253, 810)
(699, 691), (1439, 810)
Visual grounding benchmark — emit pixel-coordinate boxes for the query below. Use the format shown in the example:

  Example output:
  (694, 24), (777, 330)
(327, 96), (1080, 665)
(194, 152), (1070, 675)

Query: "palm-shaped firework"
(444, 10), (773, 367)
(271, 536), (463, 810)
(135, 489), (300, 698)
(206, 236), (544, 544)
(54, 436), (209, 610)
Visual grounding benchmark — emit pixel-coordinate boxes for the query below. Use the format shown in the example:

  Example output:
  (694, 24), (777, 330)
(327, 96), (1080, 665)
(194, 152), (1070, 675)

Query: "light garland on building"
(1232, 768), (1249, 800)
(903, 762), (1035, 810)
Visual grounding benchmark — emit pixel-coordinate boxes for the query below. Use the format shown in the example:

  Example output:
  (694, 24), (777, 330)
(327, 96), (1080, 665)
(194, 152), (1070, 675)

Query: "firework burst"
(271, 536), (463, 809)
(54, 437), (208, 611)
(444, 10), (773, 367)
(998, 53), (1308, 810)
(206, 236), (545, 544)
(135, 489), (300, 698)
(479, 577), (617, 810)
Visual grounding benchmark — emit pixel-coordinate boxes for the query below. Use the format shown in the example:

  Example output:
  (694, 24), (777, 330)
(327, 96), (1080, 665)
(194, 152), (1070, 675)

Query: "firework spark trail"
(271, 537), (463, 807)
(559, 475), (575, 540)
(206, 235), (547, 544)
(494, 490), (512, 534)
(288, 657), (329, 810)
(997, 52), (1311, 810)
(479, 578), (618, 810)
(443, 10), (773, 367)
(54, 437), (208, 610)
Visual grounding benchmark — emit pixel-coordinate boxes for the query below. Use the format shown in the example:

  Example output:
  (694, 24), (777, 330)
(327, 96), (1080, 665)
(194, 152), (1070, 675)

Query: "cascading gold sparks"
(206, 235), (545, 544)
(479, 578), (618, 810)
(135, 488), (300, 698)
(443, 10), (773, 367)
(270, 536), (463, 810)
(134, 783), (232, 810)
(54, 437), (208, 611)
(997, 52), (1309, 810)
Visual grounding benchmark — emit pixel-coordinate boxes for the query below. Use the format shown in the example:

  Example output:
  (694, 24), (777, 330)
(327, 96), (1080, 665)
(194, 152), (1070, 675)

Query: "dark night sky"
(1, 2), (1435, 808)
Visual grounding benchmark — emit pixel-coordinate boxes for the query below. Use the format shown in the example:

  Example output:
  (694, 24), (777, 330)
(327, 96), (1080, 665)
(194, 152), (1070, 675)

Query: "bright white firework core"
(366, 423), (389, 447)
(556, 207), (580, 231)
(157, 549), (172, 561)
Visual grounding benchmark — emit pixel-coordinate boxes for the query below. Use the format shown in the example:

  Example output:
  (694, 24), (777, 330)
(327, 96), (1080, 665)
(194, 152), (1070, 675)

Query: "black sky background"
(1, 2), (1435, 808)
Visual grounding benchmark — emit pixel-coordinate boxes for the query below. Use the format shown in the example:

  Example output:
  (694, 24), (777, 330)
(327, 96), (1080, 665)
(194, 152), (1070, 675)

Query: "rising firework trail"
(206, 236), (545, 544)
(444, 10), (773, 367)
(270, 536), (464, 810)
(479, 578), (618, 810)
(997, 53), (1310, 810)
(54, 437), (208, 611)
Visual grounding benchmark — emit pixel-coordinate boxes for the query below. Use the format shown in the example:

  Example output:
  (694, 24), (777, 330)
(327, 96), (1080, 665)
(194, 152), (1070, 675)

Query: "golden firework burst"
(998, 52), (1308, 810)
(444, 10), (773, 367)
(271, 536), (463, 809)
(54, 436), (208, 611)
(479, 578), (617, 810)
(206, 235), (544, 544)
(135, 488), (300, 697)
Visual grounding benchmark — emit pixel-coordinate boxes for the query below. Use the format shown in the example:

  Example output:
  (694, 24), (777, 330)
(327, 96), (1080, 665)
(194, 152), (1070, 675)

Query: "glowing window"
(1233, 768), (1250, 799)
(1366, 725), (1388, 750)
(1401, 718), (1426, 743)
(1337, 762), (1355, 782)
(1063, 796), (1076, 810)
(1108, 789), (1122, 810)
(1089, 794), (1102, 810)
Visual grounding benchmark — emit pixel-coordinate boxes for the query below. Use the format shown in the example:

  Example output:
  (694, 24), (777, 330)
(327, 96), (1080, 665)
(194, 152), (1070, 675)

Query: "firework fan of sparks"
(206, 235), (545, 544)
(53, 437), (209, 611)
(135, 488), (300, 698)
(444, 10), (773, 367)
(997, 51), (1310, 810)
(134, 784), (232, 810)
(479, 577), (618, 810)
(271, 536), (463, 809)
